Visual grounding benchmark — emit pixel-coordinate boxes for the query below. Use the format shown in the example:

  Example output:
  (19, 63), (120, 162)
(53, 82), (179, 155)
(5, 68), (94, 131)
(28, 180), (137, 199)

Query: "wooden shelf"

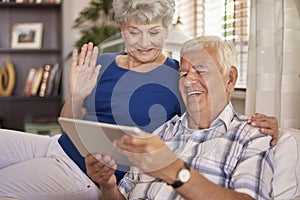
(0, 96), (62, 131)
(0, 95), (61, 101)
(0, 3), (61, 8)
(0, 48), (61, 54)
(0, 0), (63, 131)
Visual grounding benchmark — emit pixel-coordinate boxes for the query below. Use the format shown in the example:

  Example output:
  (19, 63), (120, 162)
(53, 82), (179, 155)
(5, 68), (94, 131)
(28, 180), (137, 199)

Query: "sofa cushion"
(273, 128), (300, 200)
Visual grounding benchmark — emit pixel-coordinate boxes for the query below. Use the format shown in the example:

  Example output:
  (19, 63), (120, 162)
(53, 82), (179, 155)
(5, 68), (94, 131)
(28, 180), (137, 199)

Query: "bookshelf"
(0, 1), (63, 131)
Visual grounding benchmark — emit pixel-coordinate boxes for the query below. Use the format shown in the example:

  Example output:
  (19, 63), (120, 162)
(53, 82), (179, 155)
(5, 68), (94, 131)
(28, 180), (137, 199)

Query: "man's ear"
(227, 66), (238, 92)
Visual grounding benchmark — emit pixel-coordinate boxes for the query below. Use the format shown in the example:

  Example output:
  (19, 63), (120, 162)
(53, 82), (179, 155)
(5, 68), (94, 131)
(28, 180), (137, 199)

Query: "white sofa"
(0, 128), (300, 199)
(274, 128), (300, 200)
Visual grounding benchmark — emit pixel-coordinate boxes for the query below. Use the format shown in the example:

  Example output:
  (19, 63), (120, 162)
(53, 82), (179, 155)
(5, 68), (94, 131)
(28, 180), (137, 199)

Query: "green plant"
(68, 0), (120, 58)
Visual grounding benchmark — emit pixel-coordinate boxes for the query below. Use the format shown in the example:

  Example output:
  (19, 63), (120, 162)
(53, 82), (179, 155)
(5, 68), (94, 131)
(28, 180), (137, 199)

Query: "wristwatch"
(168, 162), (191, 189)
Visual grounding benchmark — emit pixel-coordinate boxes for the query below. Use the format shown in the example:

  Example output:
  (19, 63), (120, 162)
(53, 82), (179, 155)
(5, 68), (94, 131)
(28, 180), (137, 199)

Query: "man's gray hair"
(180, 36), (238, 75)
(113, 0), (175, 28)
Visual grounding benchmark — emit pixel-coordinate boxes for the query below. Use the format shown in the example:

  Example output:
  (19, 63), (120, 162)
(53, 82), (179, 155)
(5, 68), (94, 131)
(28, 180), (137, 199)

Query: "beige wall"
(231, 92), (245, 115)
(62, 0), (89, 100)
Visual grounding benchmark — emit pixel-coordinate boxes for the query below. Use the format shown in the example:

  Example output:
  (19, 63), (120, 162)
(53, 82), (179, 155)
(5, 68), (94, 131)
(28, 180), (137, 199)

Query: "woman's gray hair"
(113, 0), (175, 28)
(180, 36), (238, 75)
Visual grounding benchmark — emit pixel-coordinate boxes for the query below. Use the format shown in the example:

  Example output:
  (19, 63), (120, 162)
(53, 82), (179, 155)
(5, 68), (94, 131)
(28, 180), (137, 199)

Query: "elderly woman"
(59, 0), (183, 189)
(0, 0), (278, 199)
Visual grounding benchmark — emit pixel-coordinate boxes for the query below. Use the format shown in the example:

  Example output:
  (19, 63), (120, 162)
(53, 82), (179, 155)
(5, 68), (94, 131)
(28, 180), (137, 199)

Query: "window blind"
(232, 0), (250, 88)
(175, 0), (250, 88)
(174, 0), (196, 37)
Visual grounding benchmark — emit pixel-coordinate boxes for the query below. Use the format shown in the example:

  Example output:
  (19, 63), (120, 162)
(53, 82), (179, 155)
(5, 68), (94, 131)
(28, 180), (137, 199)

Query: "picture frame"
(11, 23), (43, 49)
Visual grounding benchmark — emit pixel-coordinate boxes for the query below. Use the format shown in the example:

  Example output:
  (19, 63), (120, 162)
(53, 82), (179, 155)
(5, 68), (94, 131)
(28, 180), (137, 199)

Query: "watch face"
(178, 168), (191, 183)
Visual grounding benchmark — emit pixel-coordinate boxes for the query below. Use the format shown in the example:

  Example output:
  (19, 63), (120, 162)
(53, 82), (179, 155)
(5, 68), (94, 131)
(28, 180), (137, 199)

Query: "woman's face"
(121, 20), (168, 64)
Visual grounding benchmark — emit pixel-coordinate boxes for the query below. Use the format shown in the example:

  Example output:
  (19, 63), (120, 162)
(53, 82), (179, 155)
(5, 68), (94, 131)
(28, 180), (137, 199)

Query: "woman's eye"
(149, 31), (159, 35)
(129, 31), (139, 35)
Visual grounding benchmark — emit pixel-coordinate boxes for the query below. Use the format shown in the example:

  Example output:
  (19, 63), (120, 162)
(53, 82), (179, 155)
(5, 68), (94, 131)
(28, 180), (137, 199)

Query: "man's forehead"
(181, 49), (215, 64)
(180, 48), (221, 72)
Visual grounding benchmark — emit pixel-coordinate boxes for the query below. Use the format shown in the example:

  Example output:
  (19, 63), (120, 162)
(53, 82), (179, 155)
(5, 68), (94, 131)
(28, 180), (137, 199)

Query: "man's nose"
(184, 71), (199, 87)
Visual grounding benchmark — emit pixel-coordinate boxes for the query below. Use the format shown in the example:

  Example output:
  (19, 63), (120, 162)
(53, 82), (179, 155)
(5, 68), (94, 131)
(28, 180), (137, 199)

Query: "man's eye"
(179, 71), (187, 77)
(195, 65), (207, 74)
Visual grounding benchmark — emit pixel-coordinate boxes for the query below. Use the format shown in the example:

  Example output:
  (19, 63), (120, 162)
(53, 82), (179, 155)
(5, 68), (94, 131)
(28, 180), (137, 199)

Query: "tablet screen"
(58, 117), (142, 165)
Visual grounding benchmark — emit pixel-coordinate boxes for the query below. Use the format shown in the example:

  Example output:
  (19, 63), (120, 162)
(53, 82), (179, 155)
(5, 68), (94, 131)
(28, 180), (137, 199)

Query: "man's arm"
(165, 159), (254, 200)
(115, 134), (259, 200)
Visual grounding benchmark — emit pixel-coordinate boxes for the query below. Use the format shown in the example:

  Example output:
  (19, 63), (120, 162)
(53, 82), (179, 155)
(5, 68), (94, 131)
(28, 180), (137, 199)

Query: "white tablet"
(58, 117), (142, 165)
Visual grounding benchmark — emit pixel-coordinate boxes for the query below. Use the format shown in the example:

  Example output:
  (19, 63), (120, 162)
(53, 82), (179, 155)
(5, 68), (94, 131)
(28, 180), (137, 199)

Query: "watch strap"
(168, 162), (190, 189)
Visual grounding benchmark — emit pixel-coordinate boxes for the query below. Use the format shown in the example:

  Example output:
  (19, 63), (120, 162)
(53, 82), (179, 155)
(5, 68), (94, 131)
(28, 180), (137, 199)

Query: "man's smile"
(187, 91), (204, 96)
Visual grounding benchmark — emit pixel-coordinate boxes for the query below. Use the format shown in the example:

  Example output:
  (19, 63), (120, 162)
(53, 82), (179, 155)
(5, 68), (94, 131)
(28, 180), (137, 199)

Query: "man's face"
(120, 20), (168, 64)
(179, 48), (229, 127)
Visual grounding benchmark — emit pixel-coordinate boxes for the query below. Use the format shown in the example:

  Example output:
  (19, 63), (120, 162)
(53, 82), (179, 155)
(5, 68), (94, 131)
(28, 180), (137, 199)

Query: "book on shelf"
(39, 62), (61, 97)
(23, 68), (37, 97)
(39, 64), (51, 97)
(50, 62), (61, 96)
(23, 66), (44, 97)
(31, 66), (44, 96)
(23, 63), (61, 97)
(35, 0), (60, 3)
(0, 0), (44, 3)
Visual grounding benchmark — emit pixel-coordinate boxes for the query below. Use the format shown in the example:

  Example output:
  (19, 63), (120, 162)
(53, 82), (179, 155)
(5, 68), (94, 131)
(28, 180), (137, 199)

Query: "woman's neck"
(116, 53), (167, 73)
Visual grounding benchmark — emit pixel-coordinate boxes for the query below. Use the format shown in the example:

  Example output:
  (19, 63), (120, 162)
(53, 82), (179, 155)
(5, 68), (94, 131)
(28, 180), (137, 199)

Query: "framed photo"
(11, 23), (43, 49)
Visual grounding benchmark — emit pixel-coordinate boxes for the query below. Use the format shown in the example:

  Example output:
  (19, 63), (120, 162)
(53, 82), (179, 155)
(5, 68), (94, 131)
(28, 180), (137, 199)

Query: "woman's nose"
(139, 33), (151, 47)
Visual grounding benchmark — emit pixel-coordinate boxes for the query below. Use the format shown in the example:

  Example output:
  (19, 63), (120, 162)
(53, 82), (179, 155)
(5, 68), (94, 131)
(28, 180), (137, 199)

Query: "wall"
(231, 91), (246, 115)
(62, 0), (89, 101)
(296, 0), (300, 18)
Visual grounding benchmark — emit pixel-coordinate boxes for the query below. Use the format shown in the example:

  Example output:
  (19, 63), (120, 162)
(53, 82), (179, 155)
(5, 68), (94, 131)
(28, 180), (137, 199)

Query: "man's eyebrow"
(194, 64), (206, 69)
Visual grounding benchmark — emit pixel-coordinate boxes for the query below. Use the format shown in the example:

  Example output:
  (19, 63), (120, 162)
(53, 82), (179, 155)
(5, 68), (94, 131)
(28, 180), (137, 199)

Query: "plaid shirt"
(118, 103), (274, 200)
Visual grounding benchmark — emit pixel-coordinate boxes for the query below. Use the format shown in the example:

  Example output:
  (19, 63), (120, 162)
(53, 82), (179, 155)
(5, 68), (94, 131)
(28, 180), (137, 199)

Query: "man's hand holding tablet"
(58, 117), (143, 165)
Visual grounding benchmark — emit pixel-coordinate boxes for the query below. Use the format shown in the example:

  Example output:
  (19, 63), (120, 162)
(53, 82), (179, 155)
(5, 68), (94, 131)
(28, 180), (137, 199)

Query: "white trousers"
(0, 129), (101, 200)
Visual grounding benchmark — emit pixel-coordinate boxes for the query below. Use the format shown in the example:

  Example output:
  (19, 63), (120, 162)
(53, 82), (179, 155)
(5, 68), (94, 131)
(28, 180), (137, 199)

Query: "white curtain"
(245, 0), (300, 129)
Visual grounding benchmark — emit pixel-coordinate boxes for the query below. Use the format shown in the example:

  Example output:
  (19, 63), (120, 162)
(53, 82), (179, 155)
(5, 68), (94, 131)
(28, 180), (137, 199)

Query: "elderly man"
(86, 36), (274, 200)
